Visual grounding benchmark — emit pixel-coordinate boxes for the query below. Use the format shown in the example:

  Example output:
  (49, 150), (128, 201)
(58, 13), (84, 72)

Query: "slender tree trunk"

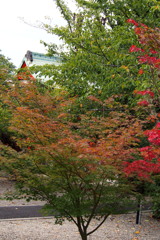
(77, 217), (88, 240)
(78, 225), (88, 240)
(79, 232), (88, 240)
(136, 197), (142, 224)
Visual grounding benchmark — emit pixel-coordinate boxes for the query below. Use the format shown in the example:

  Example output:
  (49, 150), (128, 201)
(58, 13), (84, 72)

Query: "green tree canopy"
(0, 51), (15, 84)
(33, 0), (159, 104)
(0, 51), (19, 151)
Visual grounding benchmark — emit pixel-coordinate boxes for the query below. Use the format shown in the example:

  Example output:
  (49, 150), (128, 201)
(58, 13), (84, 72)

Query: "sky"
(0, 0), (75, 68)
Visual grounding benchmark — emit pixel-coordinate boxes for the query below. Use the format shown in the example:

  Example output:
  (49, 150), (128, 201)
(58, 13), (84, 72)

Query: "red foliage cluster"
(133, 89), (154, 106)
(138, 69), (144, 75)
(124, 20), (160, 181)
(124, 123), (160, 180)
(137, 100), (149, 106)
(136, 90), (154, 98)
(129, 45), (144, 53)
(126, 19), (139, 26)
(138, 55), (160, 68)
(127, 19), (160, 70)
(145, 123), (160, 146)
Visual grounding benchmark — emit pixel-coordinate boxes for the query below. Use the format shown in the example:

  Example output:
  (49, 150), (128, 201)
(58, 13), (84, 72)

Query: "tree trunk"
(77, 220), (88, 240)
(136, 197), (142, 224)
(79, 232), (87, 240)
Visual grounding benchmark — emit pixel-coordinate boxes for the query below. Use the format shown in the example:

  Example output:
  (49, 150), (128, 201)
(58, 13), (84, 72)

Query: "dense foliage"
(1, 80), (145, 240)
(33, 0), (160, 105)
(0, 51), (15, 83)
(0, 52), (18, 151)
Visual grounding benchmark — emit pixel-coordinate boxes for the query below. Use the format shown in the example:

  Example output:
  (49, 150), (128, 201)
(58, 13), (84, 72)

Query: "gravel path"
(0, 178), (160, 240)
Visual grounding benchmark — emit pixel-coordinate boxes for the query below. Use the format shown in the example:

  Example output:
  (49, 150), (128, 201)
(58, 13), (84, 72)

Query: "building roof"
(17, 50), (61, 81)
(20, 50), (61, 68)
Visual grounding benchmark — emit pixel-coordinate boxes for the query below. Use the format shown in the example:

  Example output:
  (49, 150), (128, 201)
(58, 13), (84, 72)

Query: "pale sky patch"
(0, 0), (76, 67)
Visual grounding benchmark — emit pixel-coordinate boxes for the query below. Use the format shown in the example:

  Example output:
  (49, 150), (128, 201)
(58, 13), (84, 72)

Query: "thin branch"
(55, 0), (73, 33)
(87, 214), (110, 236)
(85, 179), (105, 229)
(64, 210), (78, 226)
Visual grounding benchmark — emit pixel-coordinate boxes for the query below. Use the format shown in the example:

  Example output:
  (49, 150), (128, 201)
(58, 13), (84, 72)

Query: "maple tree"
(128, 19), (160, 92)
(124, 19), (160, 180)
(0, 79), (146, 240)
(123, 19), (160, 218)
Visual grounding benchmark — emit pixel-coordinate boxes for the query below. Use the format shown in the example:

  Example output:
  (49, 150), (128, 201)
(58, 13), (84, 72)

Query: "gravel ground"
(0, 178), (160, 240)
(0, 213), (160, 240)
